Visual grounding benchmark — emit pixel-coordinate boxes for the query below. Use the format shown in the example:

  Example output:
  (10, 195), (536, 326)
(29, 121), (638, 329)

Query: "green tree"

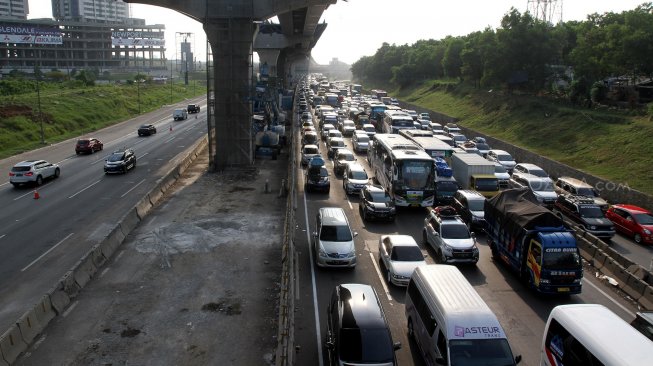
(442, 37), (464, 78)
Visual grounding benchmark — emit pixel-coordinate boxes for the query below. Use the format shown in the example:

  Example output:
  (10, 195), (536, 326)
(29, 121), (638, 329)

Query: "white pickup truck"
(173, 108), (188, 121)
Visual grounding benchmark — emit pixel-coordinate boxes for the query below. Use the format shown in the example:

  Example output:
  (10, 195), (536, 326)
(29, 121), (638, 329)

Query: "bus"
(382, 110), (415, 134)
(365, 101), (388, 131)
(371, 89), (388, 99)
(368, 134), (436, 207)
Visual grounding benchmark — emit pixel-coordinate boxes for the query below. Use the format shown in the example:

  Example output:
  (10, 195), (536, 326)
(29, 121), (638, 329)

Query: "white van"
(313, 207), (357, 268)
(541, 304), (653, 366)
(406, 265), (521, 366)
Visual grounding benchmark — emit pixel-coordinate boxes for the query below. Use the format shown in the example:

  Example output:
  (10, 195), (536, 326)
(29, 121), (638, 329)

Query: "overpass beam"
(204, 18), (255, 170)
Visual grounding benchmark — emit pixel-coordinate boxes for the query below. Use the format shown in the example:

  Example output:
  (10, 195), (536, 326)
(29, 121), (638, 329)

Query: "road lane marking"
(366, 246), (393, 302)
(14, 190), (38, 201)
(0, 234), (5, 240)
(99, 267), (110, 278)
(583, 277), (635, 318)
(69, 179), (102, 199)
(115, 250), (125, 261)
(121, 178), (146, 197)
(62, 300), (79, 318)
(302, 170), (324, 366)
(164, 136), (176, 143)
(56, 156), (74, 164)
(21, 233), (74, 272)
(347, 198), (353, 210)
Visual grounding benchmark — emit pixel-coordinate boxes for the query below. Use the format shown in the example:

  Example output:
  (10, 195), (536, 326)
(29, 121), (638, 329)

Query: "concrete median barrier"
(16, 308), (42, 344)
(101, 225), (125, 259)
(622, 274), (647, 302)
(47, 284), (71, 315)
(90, 243), (107, 268)
(119, 208), (140, 236)
(592, 249), (608, 270)
(639, 285), (653, 310)
(60, 270), (80, 298)
(575, 237), (596, 261)
(149, 187), (164, 206)
(33, 294), (56, 328)
(0, 325), (27, 364)
(601, 257), (624, 279)
(135, 197), (153, 220)
(72, 252), (97, 289)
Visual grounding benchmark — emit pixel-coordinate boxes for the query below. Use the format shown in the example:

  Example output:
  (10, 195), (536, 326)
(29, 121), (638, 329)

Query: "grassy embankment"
(382, 81), (653, 196)
(0, 81), (205, 159)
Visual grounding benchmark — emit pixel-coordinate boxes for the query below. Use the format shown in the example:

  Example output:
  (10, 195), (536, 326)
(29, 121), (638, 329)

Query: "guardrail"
(0, 136), (208, 365)
(275, 100), (298, 366)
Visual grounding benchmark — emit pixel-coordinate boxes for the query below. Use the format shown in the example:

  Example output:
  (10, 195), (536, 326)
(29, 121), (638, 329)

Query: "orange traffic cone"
(169, 125), (173, 132)
(33, 190), (40, 199)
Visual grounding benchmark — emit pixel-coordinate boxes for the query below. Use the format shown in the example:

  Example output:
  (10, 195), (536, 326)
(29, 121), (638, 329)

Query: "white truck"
(451, 153), (499, 198)
(173, 108), (188, 121)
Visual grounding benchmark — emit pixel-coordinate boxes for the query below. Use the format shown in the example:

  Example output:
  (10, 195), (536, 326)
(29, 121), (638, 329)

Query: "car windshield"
(634, 213), (653, 225)
(344, 122), (355, 128)
(320, 225), (353, 242)
(108, 153), (125, 162)
(579, 206), (604, 218)
(363, 126), (375, 133)
(12, 166), (31, 172)
(338, 153), (355, 161)
(331, 140), (345, 148)
(497, 154), (513, 161)
(370, 191), (392, 203)
(528, 168), (548, 178)
(339, 328), (394, 363)
(449, 339), (514, 366)
(542, 250), (581, 270)
(476, 143), (490, 150)
(140, 125), (150, 129)
(304, 147), (319, 154)
(494, 165), (507, 174)
(453, 135), (467, 142)
(77, 140), (89, 145)
(392, 246), (424, 261)
(576, 187), (597, 197)
(350, 170), (368, 180)
(468, 199), (485, 211)
(356, 135), (369, 143)
(529, 180), (554, 192)
(441, 224), (470, 239)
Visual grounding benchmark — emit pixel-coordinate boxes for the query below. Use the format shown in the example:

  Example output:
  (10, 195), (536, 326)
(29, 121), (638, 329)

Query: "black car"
(104, 148), (136, 174)
(305, 165), (330, 193)
(359, 184), (396, 222)
(326, 284), (400, 366)
(452, 190), (487, 230)
(554, 194), (615, 239)
(187, 104), (200, 113)
(138, 124), (157, 136)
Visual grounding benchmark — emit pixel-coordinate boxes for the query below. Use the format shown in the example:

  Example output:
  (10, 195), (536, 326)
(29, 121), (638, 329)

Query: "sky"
(26, 0), (647, 65)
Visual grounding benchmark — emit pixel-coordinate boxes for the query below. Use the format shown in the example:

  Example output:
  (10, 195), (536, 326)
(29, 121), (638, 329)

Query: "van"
(406, 265), (521, 366)
(326, 284), (400, 365)
(313, 208), (357, 268)
(542, 304), (653, 366)
(553, 176), (608, 209)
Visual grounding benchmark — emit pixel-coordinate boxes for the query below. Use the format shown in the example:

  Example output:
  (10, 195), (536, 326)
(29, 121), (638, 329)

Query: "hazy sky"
(27, 0), (647, 65)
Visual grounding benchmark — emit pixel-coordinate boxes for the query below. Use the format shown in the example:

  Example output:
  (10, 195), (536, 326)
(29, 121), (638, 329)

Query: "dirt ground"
(18, 147), (288, 366)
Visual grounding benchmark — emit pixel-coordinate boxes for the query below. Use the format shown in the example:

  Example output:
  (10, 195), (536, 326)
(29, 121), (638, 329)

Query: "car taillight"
(9, 172), (15, 177)
(25, 172), (33, 176)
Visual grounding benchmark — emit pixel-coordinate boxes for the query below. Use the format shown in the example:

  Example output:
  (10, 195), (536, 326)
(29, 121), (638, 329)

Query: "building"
(52, 0), (129, 23)
(0, 0), (28, 19)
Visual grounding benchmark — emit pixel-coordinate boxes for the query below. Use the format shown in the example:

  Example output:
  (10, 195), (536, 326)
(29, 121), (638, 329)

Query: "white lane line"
(303, 172), (324, 366)
(56, 156), (74, 164)
(0, 182), (8, 187)
(368, 251), (393, 302)
(0, 234), (5, 240)
(121, 178), (146, 198)
(99, 267), (110, 278)
(115, 250), (125, 261)
(62, 300), (79, 318)
(69, 179), (102, 199)
(583, 277), (635, 318)
(347, 198), (353, 210)
(91, 155), (110, 165)
(21, 233), (74, 272)
(164, 136), (176, 143)
(13, 190), (36, 201)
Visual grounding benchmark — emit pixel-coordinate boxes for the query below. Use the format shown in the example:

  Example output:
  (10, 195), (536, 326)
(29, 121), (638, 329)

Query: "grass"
(0, 81), (205, 158)
(379, 80), (653, 196)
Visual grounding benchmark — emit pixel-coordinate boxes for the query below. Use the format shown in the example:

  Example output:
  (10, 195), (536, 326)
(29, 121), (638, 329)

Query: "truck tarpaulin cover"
(485, 188), (564, 233)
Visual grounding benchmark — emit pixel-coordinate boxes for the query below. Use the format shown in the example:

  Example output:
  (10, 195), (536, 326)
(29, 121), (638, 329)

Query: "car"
(104, 148), (136, 174)
(428, 122), (443, 132)
(339, 119), (356, 136)
(419, 112), (431, 121)
(173, 108), (188, 121)
(313, 207), (357, 267)
(554, 176), (608, 210)
(326, 129), (343, 142)
(342, 162), (368, 195)
(327, 137), (346, 159)
(351, 132), (370, 153)
(472, 136), (487, 144)
(378, 235), (426, 286)
(403, 109), (419, 120)
(305, 164), (330, 193)
(9, 160), (60, 187)
(186, 104), (200, 113)
(301, 121), (314, 130)
(359, 184), (396, 222)
(326, 284), (400, 365)
(452, 190), (487, 229)
(443, 123), (461, 135)
(493, 162), (511, 187)
(486, 149), (516, 173)
(512, 163), (549, 179)
(301, 131), (318, 146)
(508, 173), (558, 207)
(361, 123), (377, 138)
(300, 111), (311, 121)
(334, 148), (356, 176)
(553, 194), (615, 239)
(301, 144), (320, 167)
(474, 141), (491, 156)
(606, 204), (653, 244)
(138, 124), (157, 136)
(449, 133), (468, 147)
(321, 124), (336, 141)
(422, 206), (479, 264)
(75, 137), (103, 154)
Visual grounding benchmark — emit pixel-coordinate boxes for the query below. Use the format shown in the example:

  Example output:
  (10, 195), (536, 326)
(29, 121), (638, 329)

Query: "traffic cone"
(169, 125), (173, 132)
(33, 190), (40, 199)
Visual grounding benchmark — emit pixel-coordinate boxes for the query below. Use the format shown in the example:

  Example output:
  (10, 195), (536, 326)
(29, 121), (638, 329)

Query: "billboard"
(0, 24), (63, 45)
(111, 31), (164, 47)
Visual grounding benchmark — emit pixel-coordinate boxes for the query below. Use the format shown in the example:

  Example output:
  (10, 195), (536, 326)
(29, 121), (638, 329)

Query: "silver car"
(378, 235), (426, 286)
(9, 160), (60, 187)
(301, 144), (321, 167)
(342, 162), (368, 195)
(423, 208), (479, 264)
(352, 132), (370, 153)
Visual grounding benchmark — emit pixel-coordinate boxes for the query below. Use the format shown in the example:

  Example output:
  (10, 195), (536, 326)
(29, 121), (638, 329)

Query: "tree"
(442, 37), (464, 79)
(74, 69), (96, 86)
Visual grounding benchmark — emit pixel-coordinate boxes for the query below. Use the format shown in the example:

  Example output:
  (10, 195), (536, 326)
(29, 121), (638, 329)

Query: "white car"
(361, 123), (377, 138)
(9, 160), (60, 187)
(301, 144), (320, 167)
(378, 235), (426, 286)
(487, 149), (517, 173)
(340, 119), (356, 136)
(321, 124), (336, 141)
(493, 162), (511, 187)
(352, 132), (370, 153)
(423, 208), (479, 264)
(342, 162), (369, 195)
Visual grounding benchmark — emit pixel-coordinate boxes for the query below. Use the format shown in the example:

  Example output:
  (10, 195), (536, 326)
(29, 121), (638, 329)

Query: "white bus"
(368, 134), (435, 207)
(542, 304), (653, 366)
(382, 110), (416, 134)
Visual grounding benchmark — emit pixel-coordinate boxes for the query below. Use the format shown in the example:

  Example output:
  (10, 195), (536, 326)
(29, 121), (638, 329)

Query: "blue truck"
(485, 189), (583, 294)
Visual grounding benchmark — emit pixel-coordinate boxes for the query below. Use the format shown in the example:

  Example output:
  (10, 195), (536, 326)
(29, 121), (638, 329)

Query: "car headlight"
(535, 195), (544, 203)
(443, 243), (453, 253)
(392, 273), (409, 280)
(472, 245), (479, 253)
(365, 203), (375, 211)
(589, 225), (597, 230)
(573, 278), (582, 284)
(347, 250), (356, 258)
(318, 247), (327, 257)
(644, 229), (651, 235)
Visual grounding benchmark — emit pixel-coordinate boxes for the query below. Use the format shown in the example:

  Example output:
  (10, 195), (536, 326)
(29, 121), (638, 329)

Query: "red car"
(606, 204), (653, 244)
(75, 138), (103, 154)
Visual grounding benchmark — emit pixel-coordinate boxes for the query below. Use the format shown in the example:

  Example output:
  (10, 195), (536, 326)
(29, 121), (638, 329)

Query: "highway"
(0, 98), (206, 332)
(292, 106), (643, 366)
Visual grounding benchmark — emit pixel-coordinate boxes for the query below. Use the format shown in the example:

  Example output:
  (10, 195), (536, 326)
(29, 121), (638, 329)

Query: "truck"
(485, 188), (583, 294)
(451, 152), (499, 198)
(434, 157), (459, 205)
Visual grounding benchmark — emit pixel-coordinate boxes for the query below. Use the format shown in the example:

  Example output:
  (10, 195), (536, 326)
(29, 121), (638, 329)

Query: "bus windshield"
(397, 160), (433, 190)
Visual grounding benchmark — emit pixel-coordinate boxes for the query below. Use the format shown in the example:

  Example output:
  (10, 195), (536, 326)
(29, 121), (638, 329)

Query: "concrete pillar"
(204, 18), (256, 170)
(256, 49), (280, 77)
